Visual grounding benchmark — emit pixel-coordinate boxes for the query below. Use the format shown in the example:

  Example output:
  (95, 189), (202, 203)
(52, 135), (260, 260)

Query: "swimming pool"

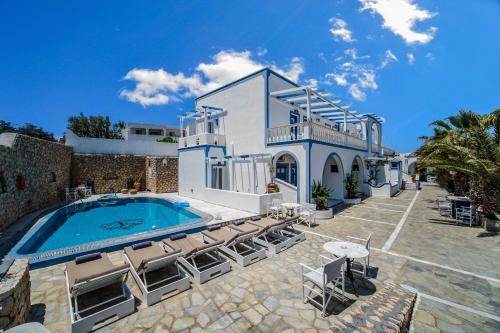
(12, 196), (210, 265)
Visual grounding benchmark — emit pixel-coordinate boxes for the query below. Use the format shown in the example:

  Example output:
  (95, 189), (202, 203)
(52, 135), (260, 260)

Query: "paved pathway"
(27, 184), (500, 332)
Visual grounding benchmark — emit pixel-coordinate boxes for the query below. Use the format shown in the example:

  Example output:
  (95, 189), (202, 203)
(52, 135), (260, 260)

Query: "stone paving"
(26, 184), (500, 332)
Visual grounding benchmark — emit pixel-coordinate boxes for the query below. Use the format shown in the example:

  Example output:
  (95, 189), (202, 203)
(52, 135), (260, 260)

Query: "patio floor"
(27, 184), (500, 332)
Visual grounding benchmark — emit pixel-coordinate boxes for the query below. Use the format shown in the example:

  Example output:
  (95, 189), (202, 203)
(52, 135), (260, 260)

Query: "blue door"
(276, 163), (289, 183)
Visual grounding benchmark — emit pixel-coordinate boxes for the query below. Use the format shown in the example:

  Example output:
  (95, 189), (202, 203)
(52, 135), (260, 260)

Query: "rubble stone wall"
(0, 259), (30, 330)
(145, 157), (178, 193)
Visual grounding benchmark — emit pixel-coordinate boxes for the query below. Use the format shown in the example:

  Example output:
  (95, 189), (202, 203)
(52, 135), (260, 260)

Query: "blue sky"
(0, 0), (499, 152)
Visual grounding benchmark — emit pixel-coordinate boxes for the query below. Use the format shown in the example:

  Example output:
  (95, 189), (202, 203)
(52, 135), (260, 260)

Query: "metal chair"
(346, 233), (371, 278)
(266, 198), (283, 219)
(436, 197), (452, 216)
(298, 203), (316, 227)
(456, 206), (475, 227)
(300, 255), (347, 317)
(65, 187), (78, 202)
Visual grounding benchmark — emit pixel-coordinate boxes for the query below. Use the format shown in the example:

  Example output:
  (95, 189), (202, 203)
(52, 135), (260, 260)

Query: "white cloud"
(359, 0), (437, 44)
(329, 18), (355, 42)
(344, 48), (371, 60)
(256, 47), (268, 56)
(306, 78), (318, 90)
(379, 49), (398, 68)
(407, 52), (415, 64)
(121, 50), (304, 106)
(326, 72), (349, 87)
(425, 52), (435, 61)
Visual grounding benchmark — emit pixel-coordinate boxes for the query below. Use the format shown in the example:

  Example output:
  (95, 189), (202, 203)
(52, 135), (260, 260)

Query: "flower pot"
(344, 198), (361, 205)
(315, 208), (333, 219)
(267, 183), (280, 193)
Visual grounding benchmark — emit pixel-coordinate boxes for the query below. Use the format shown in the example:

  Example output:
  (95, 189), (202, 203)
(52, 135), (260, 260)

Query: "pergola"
(270, 86), (385, 131)
(178, 105), (226, 137)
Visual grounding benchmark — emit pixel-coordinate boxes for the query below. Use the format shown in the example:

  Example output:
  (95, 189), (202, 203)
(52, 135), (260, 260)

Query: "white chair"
(267, 198), (283, 219)
(84, 186), (93, 197)
(456, 206), (475, 227)
(298, 203), (316, 227)
(300, 255), (347, 317)
(346, 233), (371, 278)
(65, 187), (78, 202)
(436, 197), (451, 216)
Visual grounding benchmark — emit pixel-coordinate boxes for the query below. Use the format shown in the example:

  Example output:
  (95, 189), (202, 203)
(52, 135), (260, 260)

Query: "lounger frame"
(124, 253), (190, 306)
(65, 267), (134, 333)
(167, 243), (230, 284)
(202, 232), (266, 267)
(253, 223), (305, 255)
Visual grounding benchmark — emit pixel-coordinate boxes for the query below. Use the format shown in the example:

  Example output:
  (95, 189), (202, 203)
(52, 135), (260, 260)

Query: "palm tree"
(417, 110), (500, 215)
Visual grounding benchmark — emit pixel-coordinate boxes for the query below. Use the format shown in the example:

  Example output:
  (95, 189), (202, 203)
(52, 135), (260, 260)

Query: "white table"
(323, 241), (369, 295)
(281, 203), (301, 216)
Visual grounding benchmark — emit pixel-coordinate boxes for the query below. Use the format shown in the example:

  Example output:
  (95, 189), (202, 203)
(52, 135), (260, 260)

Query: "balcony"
(267, 122), (368, 151)
(179, 133), (226, 148)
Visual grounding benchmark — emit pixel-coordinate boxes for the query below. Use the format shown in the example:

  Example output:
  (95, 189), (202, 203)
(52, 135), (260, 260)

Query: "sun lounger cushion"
(247, 217), (285, 230)
(75, 252), (101, 264)
(233, 219), (245, 225)
(250, 216), (261, 221)
(170, 233), (187, 241)
(164, 235), (223, 258)
(202, 226), (258, 246)
(230, 222), (265, 236)
(132, 241), (152, 250)
(207, 225), (221, 231)
(66, 253), (128, 290)
(124, 242), (181, 272)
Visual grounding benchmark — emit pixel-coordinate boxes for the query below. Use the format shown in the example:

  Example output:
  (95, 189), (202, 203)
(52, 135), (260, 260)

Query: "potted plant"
(344, 173), (361, 204)
(267, 165), (280, 193)
(311, 180), (333, 219)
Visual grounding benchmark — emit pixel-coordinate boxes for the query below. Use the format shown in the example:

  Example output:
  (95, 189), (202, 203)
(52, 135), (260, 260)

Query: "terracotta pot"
(267, 183), (279, 193)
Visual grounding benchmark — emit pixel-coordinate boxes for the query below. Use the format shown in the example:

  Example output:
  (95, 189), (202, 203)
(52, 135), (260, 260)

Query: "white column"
(203, 107), (208, 134)
(343, 110), (347, 132)
(306, 88), (312, 121)
(179, 117), (184, 138)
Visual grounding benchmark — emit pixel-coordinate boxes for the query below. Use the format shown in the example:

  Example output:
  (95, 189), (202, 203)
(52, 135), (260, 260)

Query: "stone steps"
(330, 283), (417, 333)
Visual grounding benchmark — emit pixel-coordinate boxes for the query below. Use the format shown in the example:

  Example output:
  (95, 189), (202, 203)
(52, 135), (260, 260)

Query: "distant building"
(122, 122), (180, 141)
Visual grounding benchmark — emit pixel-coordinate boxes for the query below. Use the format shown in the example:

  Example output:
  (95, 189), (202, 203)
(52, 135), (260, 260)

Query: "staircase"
(403, 181), (417, 190)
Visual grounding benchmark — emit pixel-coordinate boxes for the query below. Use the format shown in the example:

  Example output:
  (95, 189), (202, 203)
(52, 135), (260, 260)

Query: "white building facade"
(177, 68), (398, 214)
(123, 122), (180, 142)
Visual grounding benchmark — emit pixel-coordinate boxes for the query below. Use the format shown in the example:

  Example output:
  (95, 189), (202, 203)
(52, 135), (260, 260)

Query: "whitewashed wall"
(65, 130), (177, 156)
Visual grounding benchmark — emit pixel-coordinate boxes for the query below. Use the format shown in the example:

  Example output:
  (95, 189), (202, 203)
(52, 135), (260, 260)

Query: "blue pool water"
(18, 197), (203, 254)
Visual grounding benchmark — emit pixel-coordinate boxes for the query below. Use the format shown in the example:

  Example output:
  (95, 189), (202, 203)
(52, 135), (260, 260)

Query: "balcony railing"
(179, 133), (226, 148)
(267, 122), (368, 150)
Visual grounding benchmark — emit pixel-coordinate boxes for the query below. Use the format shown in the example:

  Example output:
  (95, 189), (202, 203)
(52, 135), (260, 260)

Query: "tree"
(67, 113), (125, 139)
(0, 120), (55, 141)
(416, 110), (500, 215)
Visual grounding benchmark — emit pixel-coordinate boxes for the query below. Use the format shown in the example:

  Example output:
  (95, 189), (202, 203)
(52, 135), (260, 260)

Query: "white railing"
(179, 133), (226, 148)
(267, 122), (368, 150)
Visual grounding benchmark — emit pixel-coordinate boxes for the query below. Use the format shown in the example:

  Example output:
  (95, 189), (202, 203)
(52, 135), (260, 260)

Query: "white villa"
(122, 122), (180, 141)
(177, 68), (401, 214)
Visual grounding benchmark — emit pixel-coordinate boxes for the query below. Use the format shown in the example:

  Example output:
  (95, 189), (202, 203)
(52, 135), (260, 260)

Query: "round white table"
(323, 241), (369, 295)
(281, 203), (301, 217)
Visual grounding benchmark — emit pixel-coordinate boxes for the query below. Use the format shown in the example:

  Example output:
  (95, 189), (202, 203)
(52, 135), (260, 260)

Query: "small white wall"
(65, 130), (177, 156)
(202, 189), (282, 214)
(274, 178), (297, 203)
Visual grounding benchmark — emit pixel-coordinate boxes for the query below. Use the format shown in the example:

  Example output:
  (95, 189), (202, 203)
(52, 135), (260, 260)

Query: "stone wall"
(145, 157), (178, 193)
(0, 259), (30, 330)
(71, 154), (147, 194)
(0, 133), (72, 231)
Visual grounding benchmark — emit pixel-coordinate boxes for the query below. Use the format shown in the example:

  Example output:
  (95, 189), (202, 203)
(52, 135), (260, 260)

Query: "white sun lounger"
(162, 233), (230, 284)
(123, 241), (190, 306)
(201, 224), (266, 266)
(65, 253), (134, 333)
(230, 217), (305, 255)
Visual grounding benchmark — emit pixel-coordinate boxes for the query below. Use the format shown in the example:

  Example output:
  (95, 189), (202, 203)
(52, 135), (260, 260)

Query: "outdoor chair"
(298, 203), (317, 227)
(123, 241), (190, 306)
(346, 233), (371, 278)
(436, 197), (451, 216)
(201, 223), (266, 266)
(65, 187), (78, 202)
(266, 198), (284, 219)
(300, 255), (347, 317)
(455, 206), (475, 227)
(162, 233), (230, 283)
(65, 253), (134, 333)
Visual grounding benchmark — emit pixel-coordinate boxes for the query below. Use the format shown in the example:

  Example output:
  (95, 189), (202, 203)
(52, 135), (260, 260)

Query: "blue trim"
(196, 67), (299, 101)
(306, 141), (312, 203)
(178, 144), (223, 152)
(265, 70), (270, 144)
(267, 139), (368, 152)
(272, 150), (301, 202)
